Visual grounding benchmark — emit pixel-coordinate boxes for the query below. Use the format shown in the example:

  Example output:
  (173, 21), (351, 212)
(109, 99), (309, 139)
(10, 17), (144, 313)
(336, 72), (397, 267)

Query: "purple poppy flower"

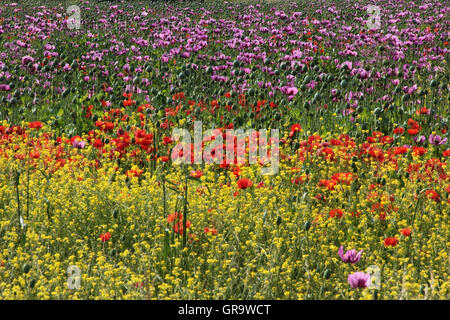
(338, 246), (363, 264)
(341, 61), (353, 70)
(413, 135), (426, 145)
(428, 134), (447, 146)
(280, 86), (298, 96)
(21, 55), (34, 66)
(72, 140), (86, 149)
(348, 272), (371, 288)
(0, 84), (10, 91)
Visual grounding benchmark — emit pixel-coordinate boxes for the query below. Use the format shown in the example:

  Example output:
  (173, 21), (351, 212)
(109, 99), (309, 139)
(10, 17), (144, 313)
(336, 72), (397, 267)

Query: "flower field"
(0, 0), (448, 300)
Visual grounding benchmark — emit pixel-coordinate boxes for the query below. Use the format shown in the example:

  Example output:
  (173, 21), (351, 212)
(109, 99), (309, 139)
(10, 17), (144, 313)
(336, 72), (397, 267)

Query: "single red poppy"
(237, 178), (253, 189)
(100, 232), (111, 242)
(204, 227), (218, 236)
(329, 208), (343, 219)
(401, 228), (411, 237)
(384, 237), (398, 247)
(28, 121), (43, 130)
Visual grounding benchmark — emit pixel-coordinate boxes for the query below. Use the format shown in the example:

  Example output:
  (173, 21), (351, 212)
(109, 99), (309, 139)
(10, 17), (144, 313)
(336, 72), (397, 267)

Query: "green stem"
(16, 170), (21, 228)
(182, 174), (188, 248)
(162, 175), (167, 218)
(26, 167), (30, 220)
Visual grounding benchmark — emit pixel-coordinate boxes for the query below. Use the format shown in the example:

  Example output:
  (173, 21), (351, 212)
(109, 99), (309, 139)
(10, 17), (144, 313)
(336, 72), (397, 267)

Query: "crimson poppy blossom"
(28, 121), (43, 130)
(100, 232), (111, 242)
(384, 237), (398, 247)
(237, 178), (253, 190)
(401, 228), (411, 237)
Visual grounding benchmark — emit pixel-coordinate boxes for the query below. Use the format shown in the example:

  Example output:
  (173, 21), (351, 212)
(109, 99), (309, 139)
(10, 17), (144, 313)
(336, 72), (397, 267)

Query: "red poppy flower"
(167, 212), (182, 224)
(401, 228), (411, 237)
(173, 220), (191, 234)
(163, 136), (173, 145)
(350, 211), (361, 218)
(237, 178), (253, 189)
(204, 227), (218, 236)
(92, 139), (103, 149)
(384, 237), (398, 247)
(28, 121), (43, 130)
(30, 150), (40, 159)
(407, 118), (418, 127)
(407, 128), (419, 135)
(425, 190), (440, 202)
(329, 208), (343, 218)
(393, 146), (408, 155)
(100, 232), (111, 242)
(190, 170), (203, 178)
(289, 124), (302, 138)
(412, 146), (427, 156)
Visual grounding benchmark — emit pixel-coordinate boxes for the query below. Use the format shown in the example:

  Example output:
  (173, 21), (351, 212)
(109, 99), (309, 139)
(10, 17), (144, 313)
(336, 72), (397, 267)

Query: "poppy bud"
(23, 263), (31, 274)
(304, 221), (311, 231)
(373, 108), (382, 116)
(276, 216), (282, 226)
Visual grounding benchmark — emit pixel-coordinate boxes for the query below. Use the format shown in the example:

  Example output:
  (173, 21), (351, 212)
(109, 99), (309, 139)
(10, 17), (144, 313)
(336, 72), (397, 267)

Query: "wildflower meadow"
(0, 0), (448, 300)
